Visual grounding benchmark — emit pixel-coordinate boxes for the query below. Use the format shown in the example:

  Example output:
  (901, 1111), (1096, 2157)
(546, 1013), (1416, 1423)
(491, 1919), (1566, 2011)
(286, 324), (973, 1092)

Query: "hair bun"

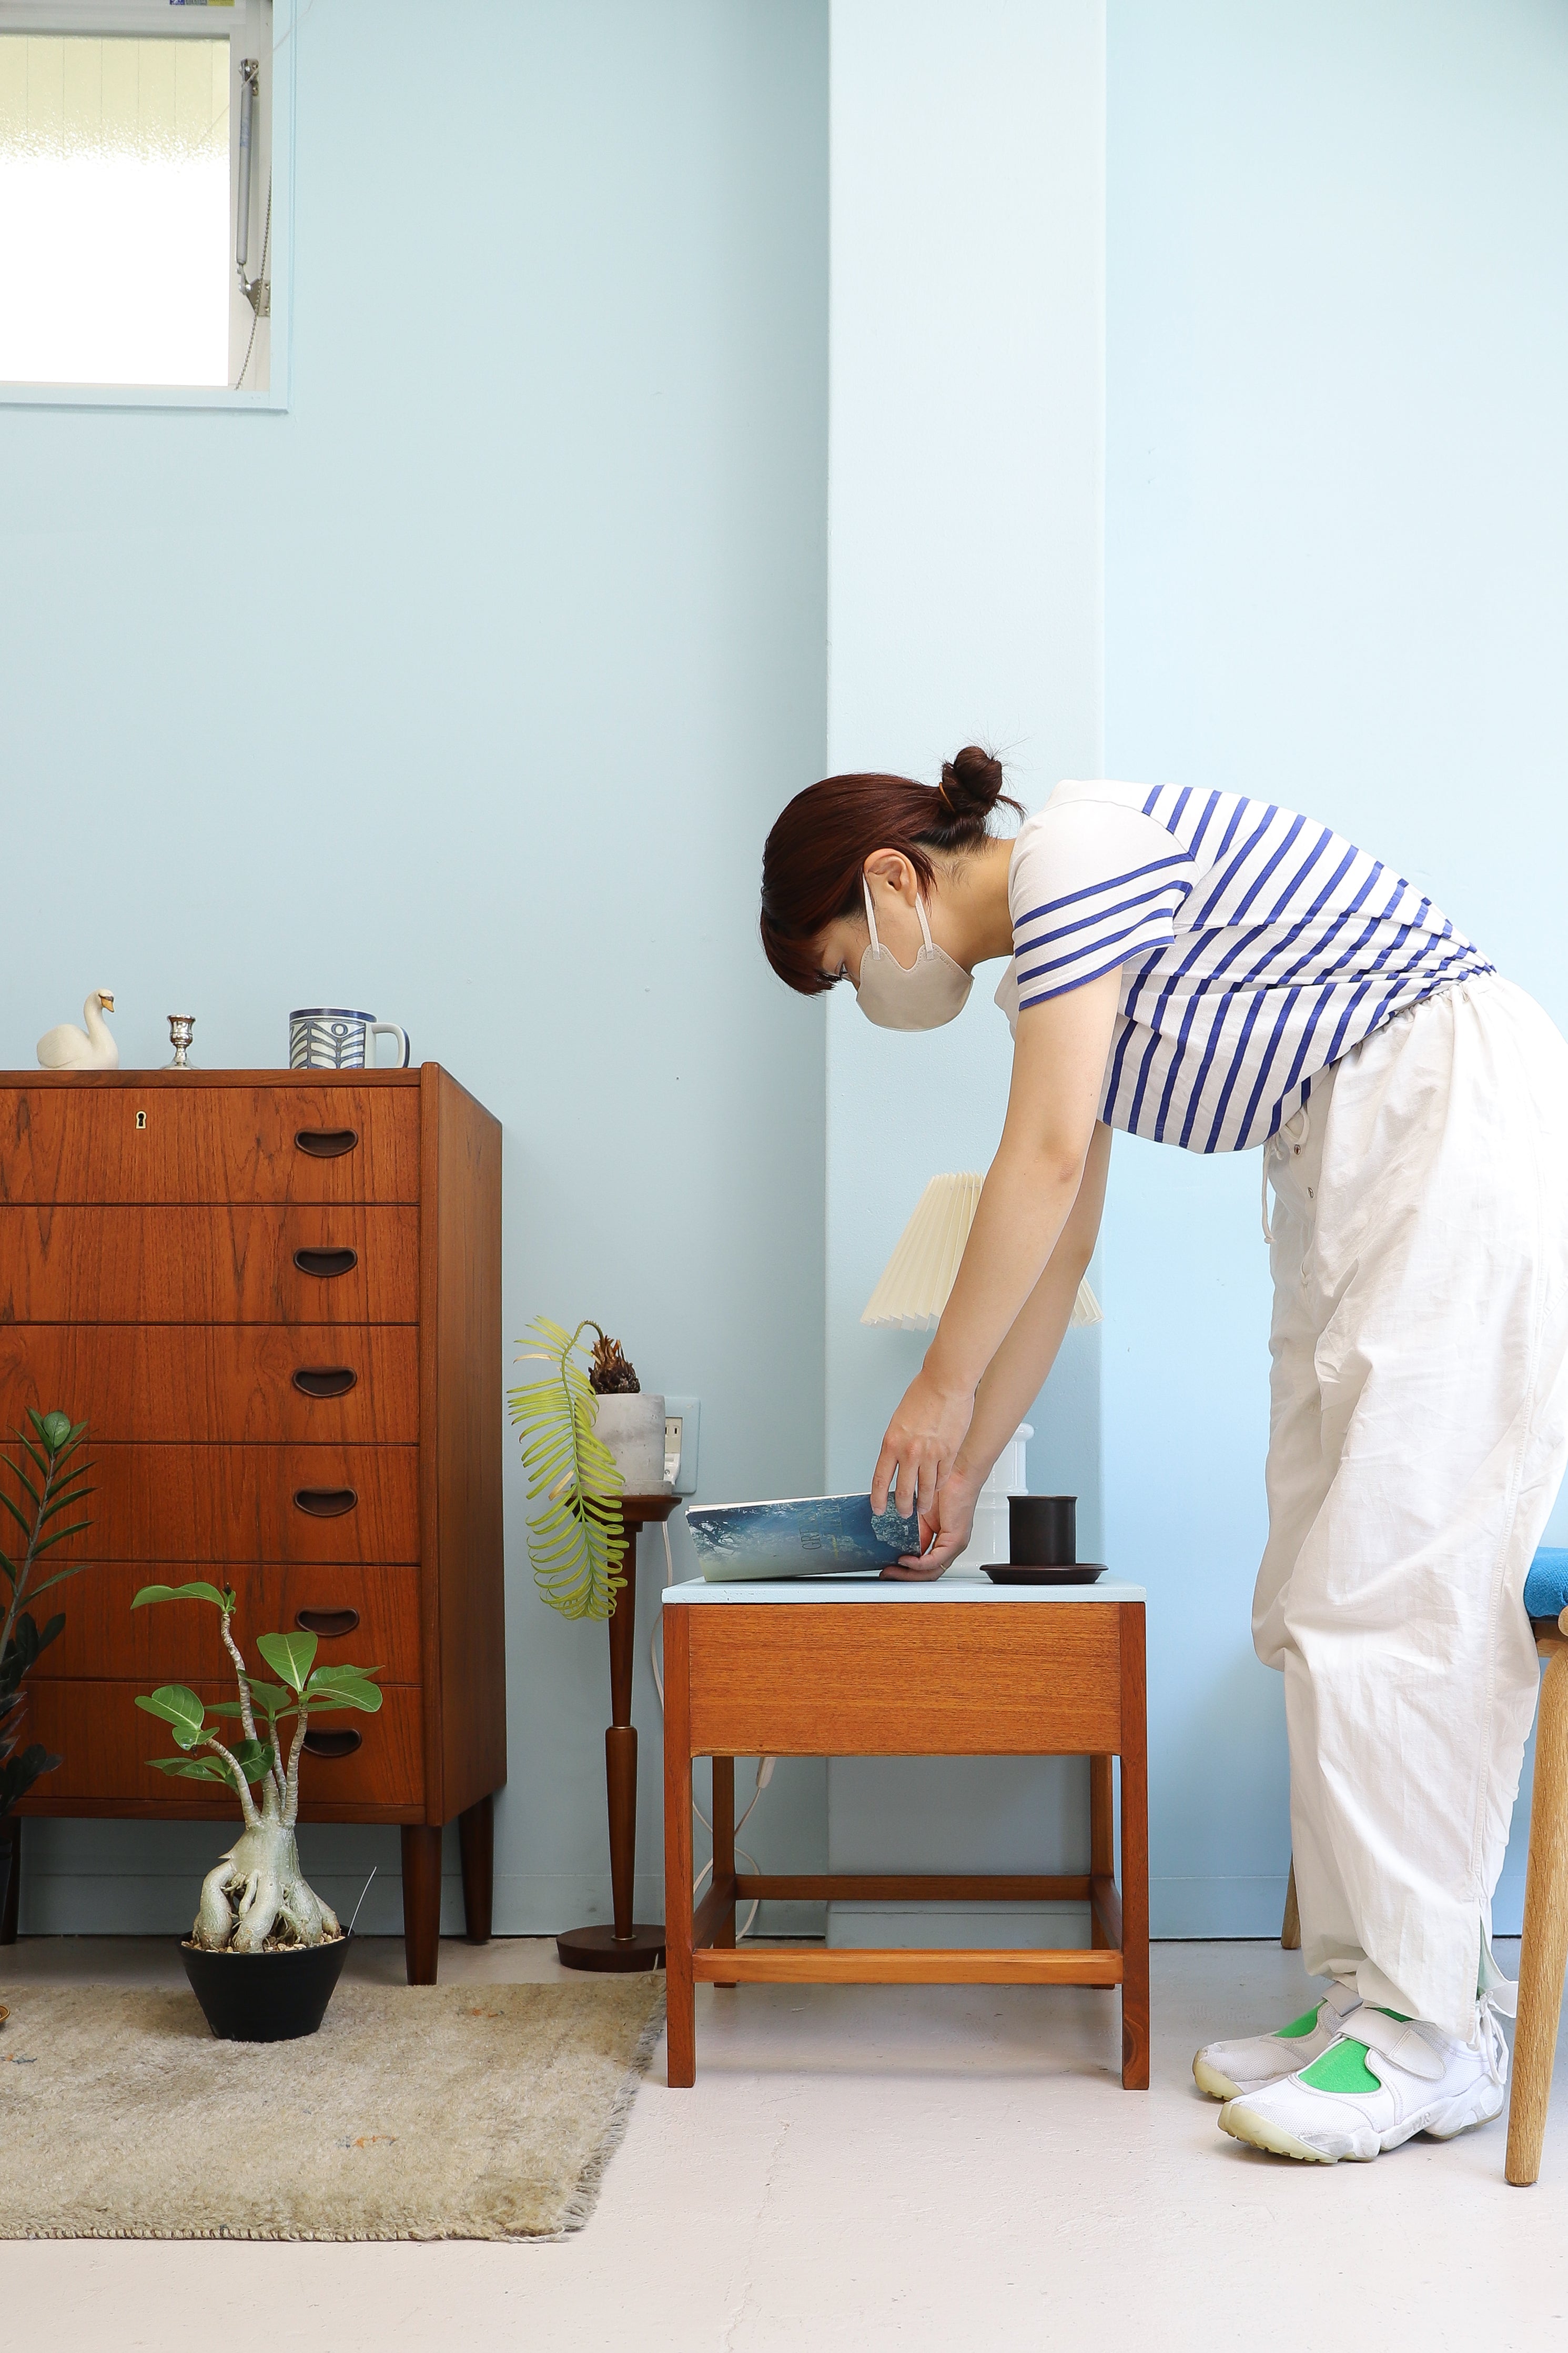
(941, 745), (1005, 811)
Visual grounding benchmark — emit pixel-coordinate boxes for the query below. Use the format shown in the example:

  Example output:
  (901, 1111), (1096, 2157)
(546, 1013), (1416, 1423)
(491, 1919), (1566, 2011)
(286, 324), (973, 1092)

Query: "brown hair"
(760, 745), (1022, 995)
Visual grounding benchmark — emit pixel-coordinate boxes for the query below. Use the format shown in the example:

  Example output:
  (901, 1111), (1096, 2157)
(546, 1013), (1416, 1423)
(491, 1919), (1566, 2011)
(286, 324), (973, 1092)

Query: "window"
(0, 0), (283, 399)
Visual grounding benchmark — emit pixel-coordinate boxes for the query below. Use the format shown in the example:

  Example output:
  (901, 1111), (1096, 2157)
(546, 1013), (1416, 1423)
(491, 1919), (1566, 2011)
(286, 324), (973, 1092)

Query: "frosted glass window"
(0, 34), (229, 386)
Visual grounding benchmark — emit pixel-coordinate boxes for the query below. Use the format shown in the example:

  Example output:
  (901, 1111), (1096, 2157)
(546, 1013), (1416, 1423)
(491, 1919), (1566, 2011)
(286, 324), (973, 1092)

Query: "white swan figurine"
(37, 990), (118, 1071)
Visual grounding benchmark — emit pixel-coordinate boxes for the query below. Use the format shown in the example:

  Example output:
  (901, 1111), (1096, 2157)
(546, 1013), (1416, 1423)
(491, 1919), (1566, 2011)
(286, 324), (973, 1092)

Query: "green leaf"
(0, 1490), (35, 1542)
(228, 1737), (277, 1783)
(32, 1519), (93, 1555)
(256, 1629), (318, 1693)
(33, 1410), (73, 1454)
(146, 1755), (234, 1783)
(134, 1685), (206, 1748)
(302, 1674), (383, 1715)
(131, 1580), (232, 1612)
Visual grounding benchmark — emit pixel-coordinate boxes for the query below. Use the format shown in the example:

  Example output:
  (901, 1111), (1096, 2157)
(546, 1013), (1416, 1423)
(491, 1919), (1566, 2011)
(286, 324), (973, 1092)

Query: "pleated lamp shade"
(860, 1171), (1103, 1333)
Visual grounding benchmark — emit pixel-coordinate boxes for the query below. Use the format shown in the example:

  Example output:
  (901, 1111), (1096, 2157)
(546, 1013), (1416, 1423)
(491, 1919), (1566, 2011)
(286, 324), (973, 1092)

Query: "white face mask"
(855, 878), (974, 1031)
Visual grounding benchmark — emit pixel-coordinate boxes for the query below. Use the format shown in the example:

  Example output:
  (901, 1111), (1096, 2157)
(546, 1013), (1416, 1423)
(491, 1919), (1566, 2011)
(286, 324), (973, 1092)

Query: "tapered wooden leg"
(712, 1756), (737, 1988)
(1, 1815), (19, 1944)
(401, 1823), (442, 1986)
(1281, 1857), (1301, 1949)
(1089, 1756), (1114, 1949)
(1508, 1646), (1568, 2186)
(458, 1794), (494, 1944)
(1119, 1606), (1150, 2090)
(663, 1605), (696, 2087)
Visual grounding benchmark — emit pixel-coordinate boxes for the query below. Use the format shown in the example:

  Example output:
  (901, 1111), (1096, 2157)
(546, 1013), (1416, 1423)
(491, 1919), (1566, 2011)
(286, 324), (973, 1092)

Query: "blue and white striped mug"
(289, 1008), (410, 1071)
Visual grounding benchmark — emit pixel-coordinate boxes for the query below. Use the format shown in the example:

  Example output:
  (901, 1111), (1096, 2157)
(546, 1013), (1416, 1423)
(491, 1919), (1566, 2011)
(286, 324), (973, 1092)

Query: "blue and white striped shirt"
(996, 780), (1492, 1153)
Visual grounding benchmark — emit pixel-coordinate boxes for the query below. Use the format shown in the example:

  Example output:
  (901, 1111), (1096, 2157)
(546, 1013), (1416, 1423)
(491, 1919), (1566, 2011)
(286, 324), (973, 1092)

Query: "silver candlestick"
(164, 1015), (196, 1070)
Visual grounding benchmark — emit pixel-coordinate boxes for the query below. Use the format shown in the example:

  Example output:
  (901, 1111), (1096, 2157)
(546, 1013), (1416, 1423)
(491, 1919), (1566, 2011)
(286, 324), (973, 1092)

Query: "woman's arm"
(871, 967), (1122, 1526)
(882, 1121), (1111, 1576)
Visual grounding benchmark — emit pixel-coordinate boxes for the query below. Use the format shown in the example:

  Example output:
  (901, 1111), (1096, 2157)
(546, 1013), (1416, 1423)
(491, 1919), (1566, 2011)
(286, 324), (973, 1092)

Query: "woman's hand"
(881, 1457), (984, 1581)
(872, 1368), (975, 1525)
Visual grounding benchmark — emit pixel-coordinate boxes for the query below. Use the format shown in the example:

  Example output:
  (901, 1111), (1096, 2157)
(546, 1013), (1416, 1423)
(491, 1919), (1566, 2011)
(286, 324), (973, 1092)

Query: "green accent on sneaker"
(1276, 2007), (1322, 2039)
(1299, 2038), (1379, 2095)
(1373, 2007), (1411, 2023)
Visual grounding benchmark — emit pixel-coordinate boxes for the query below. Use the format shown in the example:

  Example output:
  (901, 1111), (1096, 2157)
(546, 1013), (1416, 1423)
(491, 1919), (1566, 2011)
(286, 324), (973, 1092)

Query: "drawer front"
(684, 1603), (1125, 1756)
(63, 1444), (420, 1563)
(24, 1678), (425, 1812)
(32, 1563), (421, 1685)
(0, 1083), (420, 1204)
(0, 1325), (418, 1443)
(0, 1206), (418, 1323)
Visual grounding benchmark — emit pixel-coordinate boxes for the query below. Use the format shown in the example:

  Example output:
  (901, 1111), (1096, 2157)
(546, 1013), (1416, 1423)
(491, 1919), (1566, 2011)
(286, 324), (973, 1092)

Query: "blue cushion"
(1525, 1547), (1568, 1621)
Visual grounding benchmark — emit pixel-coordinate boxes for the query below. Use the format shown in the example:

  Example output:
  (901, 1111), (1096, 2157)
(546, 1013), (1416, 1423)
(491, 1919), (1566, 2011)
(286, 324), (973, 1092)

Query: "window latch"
(237, 59), (270, 319)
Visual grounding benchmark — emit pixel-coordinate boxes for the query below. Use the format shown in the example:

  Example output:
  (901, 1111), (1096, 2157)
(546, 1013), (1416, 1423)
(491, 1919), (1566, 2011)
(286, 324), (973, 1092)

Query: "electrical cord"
(655, 1516), (774, 1938)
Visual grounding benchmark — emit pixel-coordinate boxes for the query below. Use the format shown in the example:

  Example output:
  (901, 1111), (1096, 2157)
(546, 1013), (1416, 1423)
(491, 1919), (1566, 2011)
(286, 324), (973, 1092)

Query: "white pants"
(1253, 974), (1568, 2037)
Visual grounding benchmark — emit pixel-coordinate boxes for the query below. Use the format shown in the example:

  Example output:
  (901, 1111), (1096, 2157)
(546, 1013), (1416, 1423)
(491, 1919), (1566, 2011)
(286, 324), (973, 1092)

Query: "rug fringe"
(546, 1979), (667, 2241)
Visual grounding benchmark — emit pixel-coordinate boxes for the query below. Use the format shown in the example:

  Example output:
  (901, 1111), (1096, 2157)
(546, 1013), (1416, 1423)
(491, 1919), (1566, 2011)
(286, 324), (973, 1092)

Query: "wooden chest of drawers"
(0, 1067), (503, 1983)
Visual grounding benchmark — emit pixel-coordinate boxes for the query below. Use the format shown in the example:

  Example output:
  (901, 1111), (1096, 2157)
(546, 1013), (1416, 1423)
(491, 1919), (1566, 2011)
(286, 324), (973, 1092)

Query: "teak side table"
(661, 1574), (1149, 2088)
(556, 1492), (680, 1973)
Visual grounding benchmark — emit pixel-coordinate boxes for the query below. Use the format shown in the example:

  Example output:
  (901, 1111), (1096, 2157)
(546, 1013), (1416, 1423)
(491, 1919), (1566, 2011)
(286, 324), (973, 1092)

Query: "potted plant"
(509, 1317), (633, 1620)
(132, 1580), (383, 2042)
(585, 1329), (668, 1494)
(1, 1410), (95, 1927)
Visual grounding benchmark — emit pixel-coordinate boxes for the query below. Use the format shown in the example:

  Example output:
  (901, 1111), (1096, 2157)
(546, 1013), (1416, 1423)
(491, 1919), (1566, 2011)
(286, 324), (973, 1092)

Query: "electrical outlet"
(663, 1394), (700, 1495)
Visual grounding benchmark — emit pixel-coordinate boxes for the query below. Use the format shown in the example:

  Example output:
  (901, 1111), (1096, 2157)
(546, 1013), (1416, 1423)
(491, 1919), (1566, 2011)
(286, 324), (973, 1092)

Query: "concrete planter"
(592, 1392), (668, 1493)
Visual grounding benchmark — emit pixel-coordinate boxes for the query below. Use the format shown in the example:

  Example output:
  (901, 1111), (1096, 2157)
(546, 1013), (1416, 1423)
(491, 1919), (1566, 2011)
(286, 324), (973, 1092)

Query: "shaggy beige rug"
(0, 1976), (665, 2240)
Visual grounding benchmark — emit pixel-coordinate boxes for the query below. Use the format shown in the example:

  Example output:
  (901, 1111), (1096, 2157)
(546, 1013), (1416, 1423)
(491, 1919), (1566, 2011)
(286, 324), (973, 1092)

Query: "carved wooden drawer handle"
(295, 1128), (359, 1159)
(295, 1606), (360, 1638)
(293, 1247), (358, 1279)
(302, 1728), (362, 1759)
(292, 1366), (358, 1399)
(294, 1486), (358, 1517)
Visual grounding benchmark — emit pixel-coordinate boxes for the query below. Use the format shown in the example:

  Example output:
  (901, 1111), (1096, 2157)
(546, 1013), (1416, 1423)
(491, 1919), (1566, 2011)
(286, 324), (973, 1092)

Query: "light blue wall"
(1105, 0), (1568, 1933)
(822, 0), (1106, 1940)
(9, 0), (1563, 1950)
(2, 0), (830, 1936)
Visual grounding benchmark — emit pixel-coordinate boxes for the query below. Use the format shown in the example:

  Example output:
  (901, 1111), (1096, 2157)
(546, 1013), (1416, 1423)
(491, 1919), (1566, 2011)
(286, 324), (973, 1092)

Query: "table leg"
(663, 1603), (696, 2087)
(458, 1793), (494, 1944)
(712, 1756), (737, 1989)
(1089, 1755), (1114, 1949)
(401, 1823), (442, 1985)
(1119, 1606), (1150, 2089)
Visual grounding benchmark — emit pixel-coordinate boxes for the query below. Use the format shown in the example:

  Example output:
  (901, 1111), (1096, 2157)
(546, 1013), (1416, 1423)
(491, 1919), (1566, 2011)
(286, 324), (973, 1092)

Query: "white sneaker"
(1192, 1982), (1363, 2099)
(1218, 2005), (1509, 2164)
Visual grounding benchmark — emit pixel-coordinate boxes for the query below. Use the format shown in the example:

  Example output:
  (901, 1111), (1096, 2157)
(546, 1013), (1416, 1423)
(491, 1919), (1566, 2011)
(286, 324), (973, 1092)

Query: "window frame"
(0, 0), (292, 410)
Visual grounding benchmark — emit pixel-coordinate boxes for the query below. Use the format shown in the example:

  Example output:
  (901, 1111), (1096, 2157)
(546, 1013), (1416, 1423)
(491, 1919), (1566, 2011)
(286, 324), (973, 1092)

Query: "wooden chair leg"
(1281, 1857), (1301, 1950)
(0, 1815), (19, 1945)
(712, 1757), (737, 1989)
(400, 1824), (442, 1986)
(663, 1605), (696, 2087)
(1508, 1647), (1568, 2186)
(458, 1794), (494, 1944)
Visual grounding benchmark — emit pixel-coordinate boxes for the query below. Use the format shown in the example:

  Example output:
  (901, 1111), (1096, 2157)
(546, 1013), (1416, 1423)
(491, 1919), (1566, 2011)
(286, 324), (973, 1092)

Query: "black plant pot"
(181, 1932), (351, 2042)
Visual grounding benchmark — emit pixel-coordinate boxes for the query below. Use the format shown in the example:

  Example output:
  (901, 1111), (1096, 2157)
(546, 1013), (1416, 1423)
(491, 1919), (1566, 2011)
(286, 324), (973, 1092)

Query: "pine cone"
(588, 1331), (640, 1394)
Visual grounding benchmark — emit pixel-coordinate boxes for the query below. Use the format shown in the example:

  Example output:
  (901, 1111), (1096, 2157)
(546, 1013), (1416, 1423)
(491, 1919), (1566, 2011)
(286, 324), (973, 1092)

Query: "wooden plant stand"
(556, 1493), (680, 1973)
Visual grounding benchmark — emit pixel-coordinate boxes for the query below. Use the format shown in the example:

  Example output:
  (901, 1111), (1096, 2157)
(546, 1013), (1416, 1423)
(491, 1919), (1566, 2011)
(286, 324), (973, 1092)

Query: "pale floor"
(3, 1934), (1565, 2351)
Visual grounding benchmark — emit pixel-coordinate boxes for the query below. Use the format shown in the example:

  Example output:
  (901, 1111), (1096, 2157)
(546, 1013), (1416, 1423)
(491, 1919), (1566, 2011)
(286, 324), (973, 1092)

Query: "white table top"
(663, 1570), (1145, 1606)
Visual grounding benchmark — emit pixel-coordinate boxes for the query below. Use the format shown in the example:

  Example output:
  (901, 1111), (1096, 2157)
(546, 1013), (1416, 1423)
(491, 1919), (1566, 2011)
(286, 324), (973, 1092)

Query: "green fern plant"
(508, 1317), (628, 1620)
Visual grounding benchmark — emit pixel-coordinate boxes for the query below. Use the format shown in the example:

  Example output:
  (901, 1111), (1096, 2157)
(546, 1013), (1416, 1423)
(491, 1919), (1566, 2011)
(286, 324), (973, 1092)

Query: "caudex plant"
(1, 1410), (94, 1826)
(508, 1316), (633, 1622)
(133, 1582), (383, 1952)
